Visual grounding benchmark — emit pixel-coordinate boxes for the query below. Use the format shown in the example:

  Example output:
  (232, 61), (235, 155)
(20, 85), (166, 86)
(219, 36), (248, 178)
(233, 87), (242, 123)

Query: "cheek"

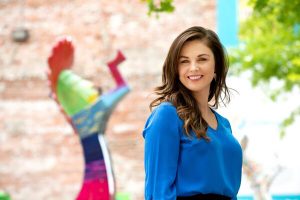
(178, 66), (185, 79)
(205, 61), (215, 74)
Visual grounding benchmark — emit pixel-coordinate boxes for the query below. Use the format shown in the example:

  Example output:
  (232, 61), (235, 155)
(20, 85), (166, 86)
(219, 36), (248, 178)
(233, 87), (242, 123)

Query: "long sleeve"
(143, 103), (180, 200)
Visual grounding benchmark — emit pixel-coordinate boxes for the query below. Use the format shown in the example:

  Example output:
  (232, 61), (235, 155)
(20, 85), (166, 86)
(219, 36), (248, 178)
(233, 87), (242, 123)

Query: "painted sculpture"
(47, 38), (130, 200)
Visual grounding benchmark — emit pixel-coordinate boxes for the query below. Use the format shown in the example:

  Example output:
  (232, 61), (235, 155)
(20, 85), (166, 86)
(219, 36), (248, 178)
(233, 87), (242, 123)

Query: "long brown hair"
(150, 26), (231, 140)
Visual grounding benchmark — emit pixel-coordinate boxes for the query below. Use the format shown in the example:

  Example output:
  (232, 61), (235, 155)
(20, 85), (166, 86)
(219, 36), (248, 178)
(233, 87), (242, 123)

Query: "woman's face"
(178, 39), (215, 98)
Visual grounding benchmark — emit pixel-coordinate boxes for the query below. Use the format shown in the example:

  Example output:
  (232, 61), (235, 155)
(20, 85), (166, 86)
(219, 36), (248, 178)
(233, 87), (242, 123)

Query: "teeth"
(188, 75), (202, 80)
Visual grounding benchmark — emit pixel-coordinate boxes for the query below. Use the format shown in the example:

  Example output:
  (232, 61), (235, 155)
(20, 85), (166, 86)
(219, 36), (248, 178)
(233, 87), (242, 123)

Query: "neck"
(192, 88), (210, 114)
(198, 101), (210, 115)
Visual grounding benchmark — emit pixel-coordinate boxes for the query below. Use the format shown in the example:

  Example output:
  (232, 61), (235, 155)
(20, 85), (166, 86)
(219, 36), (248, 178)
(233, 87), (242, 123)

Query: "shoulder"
(143, 102), (180, 137)
(153, 101), (177, 115)
(147, 101), (178, 124)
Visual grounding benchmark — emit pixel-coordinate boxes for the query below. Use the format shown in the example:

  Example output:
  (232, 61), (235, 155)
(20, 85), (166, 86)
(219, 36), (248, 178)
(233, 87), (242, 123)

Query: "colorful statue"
(47, 38), (130, 200)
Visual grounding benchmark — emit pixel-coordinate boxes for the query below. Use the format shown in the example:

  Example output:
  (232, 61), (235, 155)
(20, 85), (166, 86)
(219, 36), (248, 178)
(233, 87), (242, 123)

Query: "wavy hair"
(150, 26), (231, 140)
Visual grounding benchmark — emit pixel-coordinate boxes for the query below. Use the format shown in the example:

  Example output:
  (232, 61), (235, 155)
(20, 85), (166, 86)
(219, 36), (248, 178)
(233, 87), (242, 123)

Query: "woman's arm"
(143, 104), (180, 200)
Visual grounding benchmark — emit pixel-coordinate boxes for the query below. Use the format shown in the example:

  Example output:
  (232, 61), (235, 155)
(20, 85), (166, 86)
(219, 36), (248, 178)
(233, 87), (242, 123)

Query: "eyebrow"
(179, 54), (210, 59)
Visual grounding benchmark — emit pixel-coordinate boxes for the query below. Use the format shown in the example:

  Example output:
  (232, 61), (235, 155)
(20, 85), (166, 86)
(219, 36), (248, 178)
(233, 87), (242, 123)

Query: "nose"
(190, 61), (199, 71)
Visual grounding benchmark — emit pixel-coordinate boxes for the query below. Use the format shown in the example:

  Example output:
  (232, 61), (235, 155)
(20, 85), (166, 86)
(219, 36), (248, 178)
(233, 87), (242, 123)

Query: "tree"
(230, 0), (300, 137)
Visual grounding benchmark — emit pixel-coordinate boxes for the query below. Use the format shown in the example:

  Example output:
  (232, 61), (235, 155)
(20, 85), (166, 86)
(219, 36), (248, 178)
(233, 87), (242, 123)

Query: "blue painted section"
(102, 86), (130, 108)
(81, 133), (104, 163)
(71, 85), (130, 138)
(216, 0), (239, 47)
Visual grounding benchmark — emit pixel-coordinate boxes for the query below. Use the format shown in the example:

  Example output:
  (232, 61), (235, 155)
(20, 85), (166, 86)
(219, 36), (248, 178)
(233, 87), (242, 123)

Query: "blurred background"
(0, 0), (299, 199)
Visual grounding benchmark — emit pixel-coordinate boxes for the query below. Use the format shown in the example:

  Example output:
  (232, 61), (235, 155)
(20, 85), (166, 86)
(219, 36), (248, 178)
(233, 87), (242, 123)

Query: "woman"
(142, 26), (242, 200)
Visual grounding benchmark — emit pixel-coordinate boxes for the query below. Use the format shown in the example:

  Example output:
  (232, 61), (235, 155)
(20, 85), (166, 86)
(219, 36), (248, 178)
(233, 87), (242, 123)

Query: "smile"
(188, 75), (203, 80)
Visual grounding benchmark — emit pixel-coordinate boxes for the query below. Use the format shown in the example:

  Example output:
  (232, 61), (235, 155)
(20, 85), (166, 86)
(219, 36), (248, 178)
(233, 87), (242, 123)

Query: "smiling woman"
(142, 26), (242, 200)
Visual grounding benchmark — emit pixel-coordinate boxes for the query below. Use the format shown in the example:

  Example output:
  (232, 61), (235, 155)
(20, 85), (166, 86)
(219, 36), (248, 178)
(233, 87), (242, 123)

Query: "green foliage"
(231, 0), (300, 92)
(142, 0), (175, 16)
(249, 0), (300, 26)
(230, 0), (300, 136)
(279, 107), (300, 138)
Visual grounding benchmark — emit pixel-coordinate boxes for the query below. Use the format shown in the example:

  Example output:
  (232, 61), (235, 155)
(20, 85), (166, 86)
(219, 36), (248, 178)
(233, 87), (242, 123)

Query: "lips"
(188, 75), (203, 80)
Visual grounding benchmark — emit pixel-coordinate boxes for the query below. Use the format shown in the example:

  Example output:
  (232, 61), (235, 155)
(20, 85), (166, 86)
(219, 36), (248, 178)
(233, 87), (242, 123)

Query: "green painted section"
(116, 192), (131, 200)
(57, 70), (98, 116)
(0, 191), (11, 200)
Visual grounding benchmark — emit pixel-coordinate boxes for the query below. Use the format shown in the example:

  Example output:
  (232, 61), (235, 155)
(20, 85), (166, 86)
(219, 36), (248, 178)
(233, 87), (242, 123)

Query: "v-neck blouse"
(143, 102), (242, 200)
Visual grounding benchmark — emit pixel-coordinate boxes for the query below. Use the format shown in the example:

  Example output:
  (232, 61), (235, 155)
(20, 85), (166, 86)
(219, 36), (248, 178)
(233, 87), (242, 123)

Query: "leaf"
(144, 0), (175, 16)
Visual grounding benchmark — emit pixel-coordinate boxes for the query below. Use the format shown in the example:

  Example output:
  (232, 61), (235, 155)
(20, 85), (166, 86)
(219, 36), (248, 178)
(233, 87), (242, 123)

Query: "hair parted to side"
(150, 26), (231, 140)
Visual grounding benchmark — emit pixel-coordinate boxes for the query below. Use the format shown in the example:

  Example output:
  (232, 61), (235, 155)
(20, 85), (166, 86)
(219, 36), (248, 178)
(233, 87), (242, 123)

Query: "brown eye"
(180, 60), (189, 63)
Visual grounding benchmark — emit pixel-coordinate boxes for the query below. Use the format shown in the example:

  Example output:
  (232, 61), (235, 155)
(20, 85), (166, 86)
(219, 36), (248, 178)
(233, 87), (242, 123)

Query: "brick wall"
(0, 0), (216, 199)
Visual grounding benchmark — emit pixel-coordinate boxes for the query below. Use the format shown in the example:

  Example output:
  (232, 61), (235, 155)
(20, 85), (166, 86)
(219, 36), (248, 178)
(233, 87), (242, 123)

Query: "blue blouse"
(143, 102), (242, 200)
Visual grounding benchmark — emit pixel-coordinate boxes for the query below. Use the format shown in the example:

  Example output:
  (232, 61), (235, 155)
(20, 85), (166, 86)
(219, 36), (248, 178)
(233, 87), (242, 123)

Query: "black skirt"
(177, 193), (231, 200)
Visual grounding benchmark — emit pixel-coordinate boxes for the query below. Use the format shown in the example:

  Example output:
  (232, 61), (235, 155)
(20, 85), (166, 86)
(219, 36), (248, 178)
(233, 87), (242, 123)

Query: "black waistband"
(177, 193), (231, 200)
